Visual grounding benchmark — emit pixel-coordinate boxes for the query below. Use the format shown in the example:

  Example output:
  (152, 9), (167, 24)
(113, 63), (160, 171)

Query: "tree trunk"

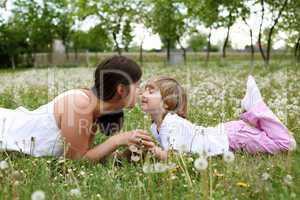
(177, 38), (186, 64)
(222, 25), (231, 58)
(65, 45), (69, 62)
(11, 55), (16, 70)
(74, 47), (78, 64)
(124, 45), (129, 52)
(265, 27), (275, 65)
(265, 0), (288, 65)
(294, 37), (300, 58)
(113, 32), (122, 55)
(295, 35), (300, 62)
(139, 41), (143, 66)
(48, 42), (53, 65)
(206, 29), (212, 64)
(258, 0), (266, 63)
(243, 17), (255, 64)
(250, 29), (255, 63)
(167, 39), (171, 63)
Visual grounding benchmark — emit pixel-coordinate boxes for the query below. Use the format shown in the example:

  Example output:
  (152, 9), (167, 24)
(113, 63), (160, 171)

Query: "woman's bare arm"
(84, 131), (155, 162)
(57, 93), (154, 162)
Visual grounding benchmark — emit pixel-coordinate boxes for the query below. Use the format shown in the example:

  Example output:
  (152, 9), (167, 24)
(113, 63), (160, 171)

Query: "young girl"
(140, 76), (296, 160)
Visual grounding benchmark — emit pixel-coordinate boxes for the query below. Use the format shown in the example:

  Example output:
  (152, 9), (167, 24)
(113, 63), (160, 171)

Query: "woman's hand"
(116, 130), (155, 148)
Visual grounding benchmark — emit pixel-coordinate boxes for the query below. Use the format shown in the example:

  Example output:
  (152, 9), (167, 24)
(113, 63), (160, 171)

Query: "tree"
(257, 0), (290, 65)
(281, 0), (300, 61)
(52, 0), (76, 60)
(0, 0), (7, 9)
(70, 27), (112, 53)
(76, 0), (141, 55)
(122, 19), (133, 52)
(219, 0), (247, 58)
(185, 0), (220, 63)
(187, 33), (207, 52)
(241, 0), (254, 63)
(13, 0), (57, 65)
(145, 0), (187, 63)
(0, 19), (28, 68)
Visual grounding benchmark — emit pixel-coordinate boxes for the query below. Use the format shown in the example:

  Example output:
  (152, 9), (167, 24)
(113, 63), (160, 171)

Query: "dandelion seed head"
(261, 172), (270, 181)
(223, 151), (235, 163)
(70, 188), (81, 197)
(283, 174), (293, 185)
(142, 163), (153, 173)
(131, 155), (140, 162)
(194, 158), (208, 171)
(31, 190), (45, 200)
(154, 163), (168, 173)
(0, 160), (9, 170)
(289, 138), (297, 151)
(129, 145), (138, 153)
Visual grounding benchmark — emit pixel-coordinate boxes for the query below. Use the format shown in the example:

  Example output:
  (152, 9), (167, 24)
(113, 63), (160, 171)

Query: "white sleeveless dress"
(0, 89), (88, 157)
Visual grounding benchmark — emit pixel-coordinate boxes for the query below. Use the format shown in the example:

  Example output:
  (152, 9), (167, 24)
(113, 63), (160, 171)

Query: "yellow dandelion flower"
(236, 182), (250, 188)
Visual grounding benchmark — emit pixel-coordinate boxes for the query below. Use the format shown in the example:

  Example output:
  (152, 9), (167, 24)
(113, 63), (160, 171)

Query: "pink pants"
(224, 101), (295, 154)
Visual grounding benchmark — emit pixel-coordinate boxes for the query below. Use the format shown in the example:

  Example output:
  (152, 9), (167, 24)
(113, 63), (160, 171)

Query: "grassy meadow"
(0, 60), (299, 199)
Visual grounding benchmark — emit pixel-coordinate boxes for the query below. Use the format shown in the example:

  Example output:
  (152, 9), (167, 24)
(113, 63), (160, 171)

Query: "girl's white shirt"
(150, 112), (229, 156)
(0, 89), (89, 157)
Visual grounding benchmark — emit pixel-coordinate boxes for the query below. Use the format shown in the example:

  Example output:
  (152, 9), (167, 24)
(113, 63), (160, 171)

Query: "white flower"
(31, 190), (45, 200)
(70, 188), (81, 197)
(283, 174), (293, 185)
(131, 155), (140, 162)
(142, 163), (154, 173)
(154, 163), (168, 173)
(207, 112), (213, 117)
(289, 138), (297, 151)
(166, 162), (177, 170)
(223, 151), (235, 163)
(142, 162), (175, 173)
(79, 171), (85, 176)
(194, 158), (208, 171)
(0, 160), (9, 170)
(261, 172), (270, 181)
(129, 145), (138, 153)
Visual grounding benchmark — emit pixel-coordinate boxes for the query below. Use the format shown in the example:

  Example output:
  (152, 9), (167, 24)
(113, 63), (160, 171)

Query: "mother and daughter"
(0, 56), (296, 162)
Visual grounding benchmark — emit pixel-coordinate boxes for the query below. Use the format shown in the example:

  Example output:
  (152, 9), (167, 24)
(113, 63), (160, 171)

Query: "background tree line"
(0, 0), (299, 68)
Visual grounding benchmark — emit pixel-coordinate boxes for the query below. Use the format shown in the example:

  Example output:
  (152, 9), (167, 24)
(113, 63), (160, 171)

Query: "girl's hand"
(116, 130), (155, 148)
(149, 146), (168, 160)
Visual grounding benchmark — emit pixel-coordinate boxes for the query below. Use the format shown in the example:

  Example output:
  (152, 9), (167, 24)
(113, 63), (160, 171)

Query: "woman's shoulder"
(52, 89), (92, 115)
(54, 89), (89, 100)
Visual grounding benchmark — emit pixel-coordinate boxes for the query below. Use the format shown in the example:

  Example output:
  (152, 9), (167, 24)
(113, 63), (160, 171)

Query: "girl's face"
(140, 82), (163, 114)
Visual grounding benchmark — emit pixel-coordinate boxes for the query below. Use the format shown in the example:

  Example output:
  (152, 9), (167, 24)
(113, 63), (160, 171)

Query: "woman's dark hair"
(92, 56), (142, 135)
(92, 55), (142, 101)
(96, 110), (124, 136)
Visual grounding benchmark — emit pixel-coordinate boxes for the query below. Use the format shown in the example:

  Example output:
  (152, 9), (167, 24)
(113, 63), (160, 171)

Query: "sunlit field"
(0, 60), (299, 199)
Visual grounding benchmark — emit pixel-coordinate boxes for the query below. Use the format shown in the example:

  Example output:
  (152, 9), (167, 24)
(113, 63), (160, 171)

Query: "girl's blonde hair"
(147, 76), (187, 118)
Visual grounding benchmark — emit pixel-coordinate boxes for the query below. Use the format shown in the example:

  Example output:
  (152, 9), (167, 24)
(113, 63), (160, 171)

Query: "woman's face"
(124, 81), (141, 108)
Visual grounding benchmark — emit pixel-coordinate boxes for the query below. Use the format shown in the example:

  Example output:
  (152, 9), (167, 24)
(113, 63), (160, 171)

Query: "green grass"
(0, 61), (299, 199)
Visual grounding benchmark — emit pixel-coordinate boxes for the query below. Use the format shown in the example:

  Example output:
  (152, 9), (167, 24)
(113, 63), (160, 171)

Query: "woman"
(0, 56), (154, 161)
